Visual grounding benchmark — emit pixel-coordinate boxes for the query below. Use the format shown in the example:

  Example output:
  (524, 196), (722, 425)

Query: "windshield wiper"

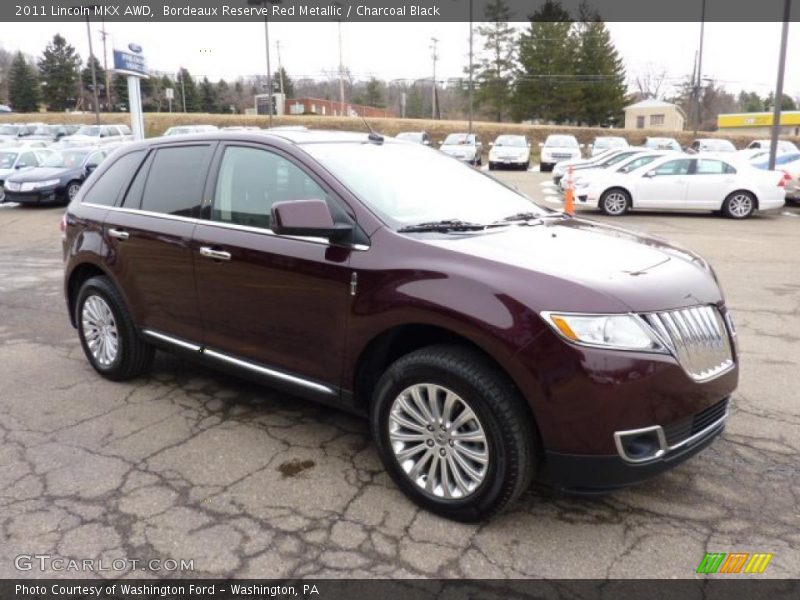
(397, 219), (489, 233)
(496, 211), (542, 223)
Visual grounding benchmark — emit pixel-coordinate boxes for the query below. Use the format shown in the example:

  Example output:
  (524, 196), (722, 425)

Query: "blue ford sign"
(113, 46), (148, 78)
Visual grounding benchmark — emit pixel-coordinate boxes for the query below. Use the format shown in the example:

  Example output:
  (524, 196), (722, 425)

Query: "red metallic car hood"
(420, 218), (723, 313)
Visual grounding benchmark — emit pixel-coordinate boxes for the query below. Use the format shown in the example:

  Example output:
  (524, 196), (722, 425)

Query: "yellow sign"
(718, 112), (800, 128)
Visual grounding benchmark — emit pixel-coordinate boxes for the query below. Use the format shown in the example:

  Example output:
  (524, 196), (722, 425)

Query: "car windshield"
(545, 135), (578, 148)
(0, 151), (18, 168)
(41, 150), (87, 168)
(494, 135), (526, 147)
(304, 142), (548, 228)
(646, 138), (679, 150)
(75, 126), (101, 136)
(702, 140), (735, 152)
(594, 137), (626, 149)
(443, 134), (472, 145)
(618, 154), (660, 173)
(0, 125), (22, 135)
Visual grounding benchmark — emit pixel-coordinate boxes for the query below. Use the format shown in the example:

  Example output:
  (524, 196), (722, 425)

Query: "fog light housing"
(614, 426), (666, 464)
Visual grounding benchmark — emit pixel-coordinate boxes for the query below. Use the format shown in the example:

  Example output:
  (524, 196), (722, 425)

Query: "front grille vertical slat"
(643, 305), (734, 381)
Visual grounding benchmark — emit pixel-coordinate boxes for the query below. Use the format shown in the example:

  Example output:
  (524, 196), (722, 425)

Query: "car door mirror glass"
(644, 170), (656, 178)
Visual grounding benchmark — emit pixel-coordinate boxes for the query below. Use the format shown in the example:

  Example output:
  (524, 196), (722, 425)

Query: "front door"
(192, 143), (352, 393)
(634, 158), (693, 209)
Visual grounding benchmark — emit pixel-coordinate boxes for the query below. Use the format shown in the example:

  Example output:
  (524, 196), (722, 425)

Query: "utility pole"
(431, 37), (438, 120)
(84, 14), (101, 123)
(693, 0), (706, 135)
(468, 0), (474, 134)
(276, 40), (285, 95)
(98, 16), (111, 110)
(179, 69), (186, 112)
(338, 20), (346, 115)
(769, 0), (791, 170)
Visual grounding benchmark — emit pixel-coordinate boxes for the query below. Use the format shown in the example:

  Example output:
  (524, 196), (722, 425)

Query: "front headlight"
(21, 179), (60, 191)
(541, 312), (665, 352)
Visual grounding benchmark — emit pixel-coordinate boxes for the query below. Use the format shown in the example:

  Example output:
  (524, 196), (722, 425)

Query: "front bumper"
(4, 188), (61, 204)
(543, 398), (728, 491)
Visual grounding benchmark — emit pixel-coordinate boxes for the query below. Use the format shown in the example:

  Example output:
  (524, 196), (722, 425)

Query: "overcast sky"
(1, 21), (797, 100)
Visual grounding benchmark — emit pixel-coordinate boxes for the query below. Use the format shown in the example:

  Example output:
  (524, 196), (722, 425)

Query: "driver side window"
(212, 146), (329, 230)
(652, 159), (692, 176)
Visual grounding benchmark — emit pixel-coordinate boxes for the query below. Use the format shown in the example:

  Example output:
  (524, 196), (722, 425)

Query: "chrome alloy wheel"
(728, 193), (753, 218)
(67, 183), (81, 200)
(388, 383), (489, 500)
(81, 295), (119, 367)
(603, 191), (628, 215)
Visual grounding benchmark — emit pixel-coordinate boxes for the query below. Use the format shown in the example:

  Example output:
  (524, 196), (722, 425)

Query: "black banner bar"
(2, 579), (800, 600)
(3, 0), (800, 23)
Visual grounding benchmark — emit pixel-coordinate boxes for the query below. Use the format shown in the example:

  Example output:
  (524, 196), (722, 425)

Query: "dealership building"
(717, 111), (800, 136)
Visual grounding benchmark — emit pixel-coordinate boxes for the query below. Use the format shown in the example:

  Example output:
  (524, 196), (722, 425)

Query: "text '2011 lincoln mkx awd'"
(62, 130), (737, 521)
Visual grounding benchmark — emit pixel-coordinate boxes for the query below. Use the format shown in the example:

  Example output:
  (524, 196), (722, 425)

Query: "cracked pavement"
(0, 176), (798, 580)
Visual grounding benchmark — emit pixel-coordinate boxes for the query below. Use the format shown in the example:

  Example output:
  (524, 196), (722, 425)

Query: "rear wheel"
(722, 191), (756, 219)
(76, 276), (154, 381)
(600, 188), (631, 216)
(371, 345), (537, 521)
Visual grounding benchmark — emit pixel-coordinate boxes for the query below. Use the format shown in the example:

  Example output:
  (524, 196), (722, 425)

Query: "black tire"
(523, 161), (530, 171)
(370, 345), (537, 521)
(540, 163), (552, 172)
(722, 190), (756, 219)
(65, 180), (82, 204)
(488, 162), (496, 171)
(75, 276), (154, 381)
(599, 187), (631, 216)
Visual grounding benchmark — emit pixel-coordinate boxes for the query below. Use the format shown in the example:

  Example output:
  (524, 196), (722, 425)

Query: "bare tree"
(631, 64), (669, 100)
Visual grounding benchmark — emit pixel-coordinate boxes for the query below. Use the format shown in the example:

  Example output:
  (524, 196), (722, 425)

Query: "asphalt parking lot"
(0, 170), (798, 579)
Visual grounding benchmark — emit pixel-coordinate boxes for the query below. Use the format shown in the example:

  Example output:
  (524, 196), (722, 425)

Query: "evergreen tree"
(737, 91), (763, 112)
(8, 51), (40, 112)
(575, 12), (626, 126)
(471, 0), (516, 122)
(512, 1), (578, 123)
(80, 56), (102, 93)
(38, 34), (81, 111)
(199, 77), (218, 112)
(363, 77), (385, 107)
(764, 91), (797, 111)
(176, 68), (200, 112)
(112, 74), (128, 111)
(272, 67), (295, 98)
(405, 85), (425, 118)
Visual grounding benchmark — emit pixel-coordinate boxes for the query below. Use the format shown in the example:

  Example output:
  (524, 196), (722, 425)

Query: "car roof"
(119, 129), (397, 150)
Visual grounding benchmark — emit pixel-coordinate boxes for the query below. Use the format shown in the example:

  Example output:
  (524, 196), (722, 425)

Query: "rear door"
(192, 142), (353, 394)
(101, 143), (215, 344)
(633, 158), (693, 209)
(685, 158), (735, 210)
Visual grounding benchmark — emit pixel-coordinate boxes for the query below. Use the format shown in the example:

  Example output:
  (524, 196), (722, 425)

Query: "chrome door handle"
(108, 228), (129, 241)
(199, 246), (231, 261)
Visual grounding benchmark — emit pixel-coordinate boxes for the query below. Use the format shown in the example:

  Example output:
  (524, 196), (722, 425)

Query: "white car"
(539, 135), (582, 171)
(439, 133), (483, 166)
(0, 147), (53, 202)
(589, 136), (629, 157)
(488, 135), (530, 170)
(554, 148), (649, 185)
(643, 137), (682, 151)
(577, 153), (785, 219)
(743, 139), (798, 153)
(56, 124), (132, 148)
(560, 151), (669, 192)
(688, 139), (736, 153)
(163, 125), (219, 136)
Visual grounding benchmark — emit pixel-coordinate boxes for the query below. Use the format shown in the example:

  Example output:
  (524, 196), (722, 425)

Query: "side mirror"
(271, 199), (352, 240)
(643, 170), (656, 178)
(85, 164), (97, 174)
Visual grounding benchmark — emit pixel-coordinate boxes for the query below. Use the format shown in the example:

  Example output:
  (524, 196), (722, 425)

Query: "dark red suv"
(63, 130), (737, 521)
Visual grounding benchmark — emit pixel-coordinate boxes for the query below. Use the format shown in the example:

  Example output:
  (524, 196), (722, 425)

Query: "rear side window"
(82, 150), (146, 206)
(140, 145), (214, 216)
(696, 159), (736, 175)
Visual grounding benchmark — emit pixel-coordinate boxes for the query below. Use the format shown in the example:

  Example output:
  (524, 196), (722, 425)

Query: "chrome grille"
(642, 306), (733, 381)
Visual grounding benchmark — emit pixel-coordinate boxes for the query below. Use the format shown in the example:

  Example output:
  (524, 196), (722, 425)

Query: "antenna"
(359, 105), (383, 143)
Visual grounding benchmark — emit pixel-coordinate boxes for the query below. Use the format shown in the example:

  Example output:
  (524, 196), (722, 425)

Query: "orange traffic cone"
(564, 165), (575, 216)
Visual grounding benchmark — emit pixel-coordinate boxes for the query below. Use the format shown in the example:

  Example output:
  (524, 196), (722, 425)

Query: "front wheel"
(370, 345), (537, 521)
(600, 188), (631, 216)
(722, 191), (756, 219)
(76, 276), (154, 381)
(65, 181), (82, 203)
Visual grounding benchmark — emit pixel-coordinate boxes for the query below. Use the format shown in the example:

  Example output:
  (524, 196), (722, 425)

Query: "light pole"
(84, 14), (101, 123)
(249, 0), (282, 127)
(468, 0), (474, 134)
(431, 37), (439, 120)
(276, 40), (285, 95)
(692, 0), (706, 136)
(769, 0), (792, 170)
